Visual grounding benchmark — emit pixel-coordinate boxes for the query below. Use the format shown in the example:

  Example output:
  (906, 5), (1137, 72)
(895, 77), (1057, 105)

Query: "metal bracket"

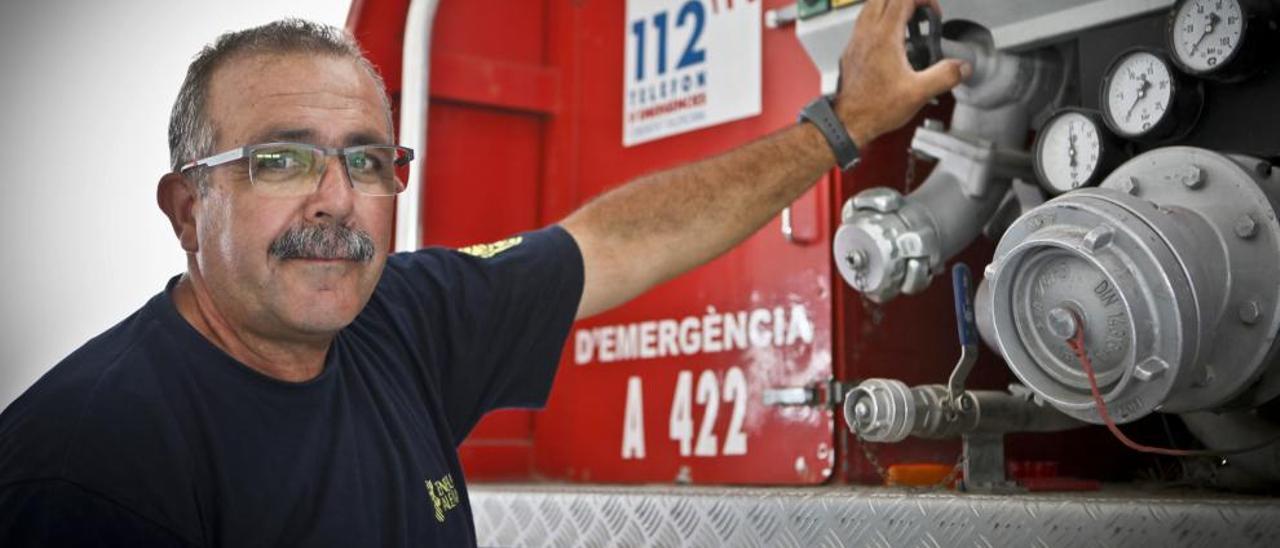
(765, 4), (798, 29)
(910, 124), (1036, 199)
(780, 206), (795, 242)
(960, 432), (1022, 493)
(763, 379), (854, 410)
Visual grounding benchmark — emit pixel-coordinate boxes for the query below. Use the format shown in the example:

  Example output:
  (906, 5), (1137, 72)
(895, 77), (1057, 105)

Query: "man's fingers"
(850, 0), (889, 56)
(855, 0), (888, 40)
(916, 58), (971, 98)
(892, 0), (917, 26)
(865, 0), (889, 20)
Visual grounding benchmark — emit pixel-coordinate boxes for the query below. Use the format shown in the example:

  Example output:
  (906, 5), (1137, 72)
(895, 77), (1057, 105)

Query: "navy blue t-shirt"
(0, 226), (584, 547)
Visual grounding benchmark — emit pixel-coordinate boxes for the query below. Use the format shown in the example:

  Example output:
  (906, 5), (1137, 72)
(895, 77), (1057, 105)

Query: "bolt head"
(1046, 307), (1078, 339)
(1134, 357), (1170, 382)
(1234, 214), (1258, 240)
(1114, 176), (1139, 195)
(854, 401), (871, 420)
(1239, 300), (1262, 325)
(1083, 224), (1115, 253)
(846, 250), (869, 271)
(1177, 165), (1205, 189)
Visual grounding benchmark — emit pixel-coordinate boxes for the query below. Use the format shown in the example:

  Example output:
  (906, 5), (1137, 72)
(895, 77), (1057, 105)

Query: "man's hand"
(835, 0), (971, 147)
(561, 0), (968, 320)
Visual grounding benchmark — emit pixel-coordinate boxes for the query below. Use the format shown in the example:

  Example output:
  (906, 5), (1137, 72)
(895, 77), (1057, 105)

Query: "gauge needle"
(1125, 76), (1150, 121)
(1190, 13), (1220, 55)
(1068, 127), (1078, 168)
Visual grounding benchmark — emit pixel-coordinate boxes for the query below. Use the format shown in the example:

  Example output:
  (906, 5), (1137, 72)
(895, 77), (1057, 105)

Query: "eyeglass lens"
(249, 144), (409, 196)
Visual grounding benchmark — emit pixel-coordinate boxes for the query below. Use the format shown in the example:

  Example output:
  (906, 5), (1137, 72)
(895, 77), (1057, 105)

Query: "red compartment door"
(531, 0), (837, 485)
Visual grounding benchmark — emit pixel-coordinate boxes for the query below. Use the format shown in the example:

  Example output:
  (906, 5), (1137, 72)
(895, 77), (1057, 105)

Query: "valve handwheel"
(905, 6), (943, 71)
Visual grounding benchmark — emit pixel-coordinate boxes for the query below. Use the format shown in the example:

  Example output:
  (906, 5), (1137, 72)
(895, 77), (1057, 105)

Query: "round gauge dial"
(1100, 49), (1203, 142)
(1167, 0), (1276, 81)
(1034, 109), (1125, 195)
(1169, 0), (1245, 74)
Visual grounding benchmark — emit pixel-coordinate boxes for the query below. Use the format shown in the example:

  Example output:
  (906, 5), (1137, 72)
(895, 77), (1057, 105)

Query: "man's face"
(191, 52), (395, 342)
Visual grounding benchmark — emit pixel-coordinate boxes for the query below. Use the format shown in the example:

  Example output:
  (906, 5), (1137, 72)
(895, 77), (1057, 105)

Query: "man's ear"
(157, 173), (199, 253)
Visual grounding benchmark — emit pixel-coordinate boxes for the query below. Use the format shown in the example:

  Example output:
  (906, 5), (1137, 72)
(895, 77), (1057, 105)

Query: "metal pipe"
(940, 38), (980, 82)
(394, 0), (440, 252)
(908, 168), (1008, 262)
(844, 379), (1082, 443)
(1181, 410), (1280, 489)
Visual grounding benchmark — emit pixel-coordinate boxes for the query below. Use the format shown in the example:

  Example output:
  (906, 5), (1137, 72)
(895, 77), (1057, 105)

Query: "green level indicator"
(797, 0), (830, 20)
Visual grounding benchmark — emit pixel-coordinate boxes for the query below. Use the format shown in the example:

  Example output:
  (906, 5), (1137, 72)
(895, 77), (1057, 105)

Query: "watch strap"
(798, 94), (860, 171)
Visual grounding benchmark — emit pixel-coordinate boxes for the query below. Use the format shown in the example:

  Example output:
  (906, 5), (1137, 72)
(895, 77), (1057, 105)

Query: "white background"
(0, 0), (352, 409)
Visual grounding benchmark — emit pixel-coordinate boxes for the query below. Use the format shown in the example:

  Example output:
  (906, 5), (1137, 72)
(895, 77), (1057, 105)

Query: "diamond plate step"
(472, 484), (1280, 547)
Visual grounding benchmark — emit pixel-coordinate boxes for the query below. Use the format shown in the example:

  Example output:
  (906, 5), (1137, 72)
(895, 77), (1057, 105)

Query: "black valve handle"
(905, 6), (943, 71)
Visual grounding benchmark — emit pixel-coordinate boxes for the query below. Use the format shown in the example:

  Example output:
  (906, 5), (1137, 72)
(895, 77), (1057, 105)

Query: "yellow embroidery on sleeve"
(457, 236), (523, 259)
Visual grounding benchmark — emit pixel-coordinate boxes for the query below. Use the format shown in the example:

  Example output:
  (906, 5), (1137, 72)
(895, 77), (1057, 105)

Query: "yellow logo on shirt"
(425, 473), (460, 523)
(457, 236), (523, 259)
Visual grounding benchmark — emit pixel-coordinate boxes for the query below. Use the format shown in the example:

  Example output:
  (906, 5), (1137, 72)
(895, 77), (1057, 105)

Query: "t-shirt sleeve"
(0, 480), (195, 547)
(368, 225), (584, 440)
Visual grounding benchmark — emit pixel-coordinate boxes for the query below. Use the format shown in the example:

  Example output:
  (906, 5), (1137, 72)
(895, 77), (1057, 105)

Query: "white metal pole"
(394, 0), (440, 251)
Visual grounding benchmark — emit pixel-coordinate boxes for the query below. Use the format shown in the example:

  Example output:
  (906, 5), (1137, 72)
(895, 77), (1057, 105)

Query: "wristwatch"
(798, 94), (860, 171)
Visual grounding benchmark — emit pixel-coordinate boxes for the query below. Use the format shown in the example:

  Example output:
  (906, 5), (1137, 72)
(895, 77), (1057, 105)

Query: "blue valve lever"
(947, 263), (979, 406)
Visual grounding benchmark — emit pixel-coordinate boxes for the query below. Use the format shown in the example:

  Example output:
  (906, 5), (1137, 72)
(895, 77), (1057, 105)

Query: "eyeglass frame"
(177, 142), (416, 196)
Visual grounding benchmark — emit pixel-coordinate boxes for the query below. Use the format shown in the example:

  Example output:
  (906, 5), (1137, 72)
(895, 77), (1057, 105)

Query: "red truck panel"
(349, 0), (1152, 487)
(528, 0), (838, 485)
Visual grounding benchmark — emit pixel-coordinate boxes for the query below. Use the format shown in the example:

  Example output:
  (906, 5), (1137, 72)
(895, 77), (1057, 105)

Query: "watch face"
(1102, 50), (1177, 138)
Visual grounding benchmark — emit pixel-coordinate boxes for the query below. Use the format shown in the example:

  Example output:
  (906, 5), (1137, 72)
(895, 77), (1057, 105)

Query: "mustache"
(268, 223), (376, 263)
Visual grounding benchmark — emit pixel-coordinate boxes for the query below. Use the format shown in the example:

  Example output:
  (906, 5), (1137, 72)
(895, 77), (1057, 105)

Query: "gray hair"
(168, 18), (392, 186)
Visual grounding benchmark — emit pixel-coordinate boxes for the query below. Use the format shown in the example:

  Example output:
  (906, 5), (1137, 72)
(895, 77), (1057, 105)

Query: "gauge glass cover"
(1104, 51), (1175, 137)
(1039, 112), (1104, 192)
(1171, 0), (1245, 74)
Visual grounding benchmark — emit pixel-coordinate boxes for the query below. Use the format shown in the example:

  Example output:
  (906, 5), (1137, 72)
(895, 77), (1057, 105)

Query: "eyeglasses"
(179, 142), (415, 197)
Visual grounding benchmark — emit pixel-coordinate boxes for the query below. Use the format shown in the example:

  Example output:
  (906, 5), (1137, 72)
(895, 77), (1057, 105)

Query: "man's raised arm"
(561, 0), (970, 319)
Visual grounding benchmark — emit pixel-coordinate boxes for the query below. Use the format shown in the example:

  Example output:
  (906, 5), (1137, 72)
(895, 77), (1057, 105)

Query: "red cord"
(1064, 311), (1261, 457)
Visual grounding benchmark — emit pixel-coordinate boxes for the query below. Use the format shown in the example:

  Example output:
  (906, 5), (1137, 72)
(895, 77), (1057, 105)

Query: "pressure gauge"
(1033, 109), (1126, 195)
(1168, 0), (1277, 81)
(1100, 48), (1204, 142)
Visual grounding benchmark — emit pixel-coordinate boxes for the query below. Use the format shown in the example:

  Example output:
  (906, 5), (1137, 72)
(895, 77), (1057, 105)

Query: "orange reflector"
(885, 463), (957, 487)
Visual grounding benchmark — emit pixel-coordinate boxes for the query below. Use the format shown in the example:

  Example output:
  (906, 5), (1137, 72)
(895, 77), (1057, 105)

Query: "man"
(0, 0), (967, 545)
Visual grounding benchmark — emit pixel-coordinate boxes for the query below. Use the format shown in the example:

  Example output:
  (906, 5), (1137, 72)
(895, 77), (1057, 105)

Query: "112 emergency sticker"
(623, 0), (762, 146)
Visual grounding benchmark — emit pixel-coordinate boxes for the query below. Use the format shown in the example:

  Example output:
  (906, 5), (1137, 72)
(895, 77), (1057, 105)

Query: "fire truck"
(348, 0), (1280, 545)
